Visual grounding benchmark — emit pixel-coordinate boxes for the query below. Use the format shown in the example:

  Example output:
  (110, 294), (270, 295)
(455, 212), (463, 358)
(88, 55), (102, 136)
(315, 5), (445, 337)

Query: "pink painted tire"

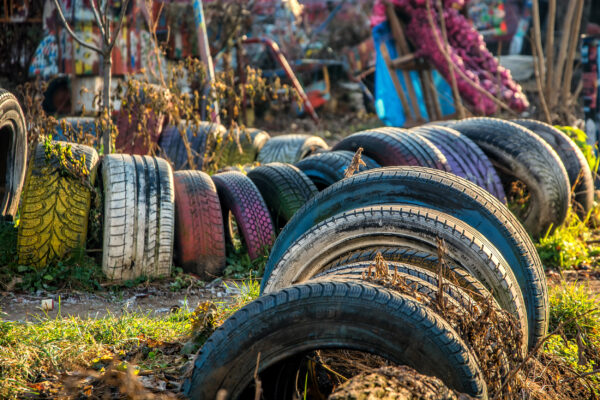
(173, 170), (226, 279)
(212, 171), (275, 260)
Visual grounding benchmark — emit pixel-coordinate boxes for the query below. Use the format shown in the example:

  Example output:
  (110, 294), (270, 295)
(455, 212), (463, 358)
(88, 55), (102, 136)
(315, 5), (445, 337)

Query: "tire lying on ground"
(325, 246), (492, 300)
(246, 163), (317, 229)
(0, 89), (27, 220)
(159, 121), (225, 170)
(257, 134), (328, 164)
(102, 155), (175, 280)
(262, 205), (528, 349)
(332, 129), (426, 167)
(217, 127), (271, 166)
(410, 125), (506, 201)
(173, 170), (225, 279)
(445, 118), (570, 237)
(182, 280), (488, 400)
(212, 171), (275, 259)
(261, 167), (547, 349)
(54, 117), (98, 144)
(17, 142), (99, 266)
(380, 127), (450, 171)
(512, 119), (594, 218)
(295, 150), (380, 190)
(313, 261), (489, 312)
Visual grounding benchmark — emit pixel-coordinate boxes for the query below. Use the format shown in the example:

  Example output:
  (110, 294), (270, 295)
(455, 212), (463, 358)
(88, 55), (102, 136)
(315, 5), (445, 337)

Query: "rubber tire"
(261, 167), (547, 349)
(313, 261), (489, 312)
(17, 142), (99, 267)
(173, 170), (225, 279)
(217, 127), (271, 166)
(54, 117), (98, 144)
(295, 150), (381, 190)
(332, 129), (449, 170)
(246, 163), (318, 229)
(0, 89), (27, 220)
(325, 246), (492, 300)
(447, 118), (570, 237)
(183, 280), (488, 399)
(257, 134), (328, 164)
(410, 125), (506, 201)
(159, 121), (225, 171)
(381, 127), (451, 171)
(262, 204), (528, 348)
(211, 171), (275, 260)
(512, 119), (594, 218)
(102, 155), (175, 280)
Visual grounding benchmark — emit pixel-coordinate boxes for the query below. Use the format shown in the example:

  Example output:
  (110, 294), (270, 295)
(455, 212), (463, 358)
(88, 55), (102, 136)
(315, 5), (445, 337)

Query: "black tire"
(257, 134), (328, 164)
(512, 119), (594, 218)
(295, 150), (381, 190)
(159, 121), (225, 171)
(262, 205), (527, 347)
(102, 155), (175, 280)
(247, 163), (317, 229)
(448, 118), (570, 237)
(261, 167), (547, 349)
(0, 89), (27, 220)
(411, 125), (506, 201)
(325, 246), (492, 300)
(381, 127), (451, 171)
(183, 280), (488, 399)
(212, 171), (275, 260)
(332, 129), (428, 167)
(313, 261), (488, 312)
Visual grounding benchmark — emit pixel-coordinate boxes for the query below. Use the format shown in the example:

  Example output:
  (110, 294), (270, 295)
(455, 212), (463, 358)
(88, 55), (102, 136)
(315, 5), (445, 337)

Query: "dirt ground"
(0, 279), (235, 322)
(3, 271), (600, 323)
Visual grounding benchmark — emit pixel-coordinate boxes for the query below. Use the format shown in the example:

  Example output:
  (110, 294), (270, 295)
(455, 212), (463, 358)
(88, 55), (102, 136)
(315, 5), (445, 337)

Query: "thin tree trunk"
(102, 51), (112, 154)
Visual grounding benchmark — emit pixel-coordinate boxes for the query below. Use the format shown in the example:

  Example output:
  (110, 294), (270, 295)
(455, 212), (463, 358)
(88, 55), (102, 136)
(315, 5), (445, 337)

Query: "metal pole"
(192, 0), (220, 124)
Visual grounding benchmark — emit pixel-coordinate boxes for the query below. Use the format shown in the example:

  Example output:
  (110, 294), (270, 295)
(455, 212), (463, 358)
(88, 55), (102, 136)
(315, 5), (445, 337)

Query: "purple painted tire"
(412, 125), (506, 202)
(212, 171), (275, 259)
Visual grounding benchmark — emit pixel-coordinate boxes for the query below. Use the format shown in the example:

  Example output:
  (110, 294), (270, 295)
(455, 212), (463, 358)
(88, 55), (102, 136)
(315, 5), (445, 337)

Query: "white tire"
(102, 154), (175, 280)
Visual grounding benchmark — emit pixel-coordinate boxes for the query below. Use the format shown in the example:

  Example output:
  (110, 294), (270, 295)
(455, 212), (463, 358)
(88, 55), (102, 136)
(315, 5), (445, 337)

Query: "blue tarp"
(372, 21), (455, 126)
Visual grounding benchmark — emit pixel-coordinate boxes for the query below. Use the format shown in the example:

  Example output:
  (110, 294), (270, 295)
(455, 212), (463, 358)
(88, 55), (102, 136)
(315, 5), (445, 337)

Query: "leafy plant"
(549, 282), (600, 340)
(557, 125), (600, 174)
(536, 209), (600, 270)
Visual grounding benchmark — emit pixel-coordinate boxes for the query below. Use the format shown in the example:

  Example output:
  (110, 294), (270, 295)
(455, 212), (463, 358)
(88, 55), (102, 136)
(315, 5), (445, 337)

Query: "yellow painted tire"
(17, 142), (99, 267)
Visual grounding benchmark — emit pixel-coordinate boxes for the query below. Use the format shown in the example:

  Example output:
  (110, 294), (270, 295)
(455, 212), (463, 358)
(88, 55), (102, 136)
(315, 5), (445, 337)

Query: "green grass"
(0, 279), (260, 398)
(536, 209), (600, 270)
(544, 282), (600, 391)
(549, 282), (600, 339)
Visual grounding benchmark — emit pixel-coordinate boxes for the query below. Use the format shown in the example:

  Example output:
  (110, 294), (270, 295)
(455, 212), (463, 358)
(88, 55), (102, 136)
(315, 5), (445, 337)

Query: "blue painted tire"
(159, 121), (225, 170)
(295, 150), (380, 190)
(260, 166), (547, 349)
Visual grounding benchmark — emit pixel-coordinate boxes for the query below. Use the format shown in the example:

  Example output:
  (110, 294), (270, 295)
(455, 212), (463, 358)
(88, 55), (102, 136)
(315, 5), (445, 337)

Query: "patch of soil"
(0, 279), (234, 322)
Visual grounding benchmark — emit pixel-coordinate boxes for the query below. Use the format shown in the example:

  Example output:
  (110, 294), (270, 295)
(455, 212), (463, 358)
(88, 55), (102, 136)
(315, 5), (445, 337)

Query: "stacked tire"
(184, 167), (546, 399)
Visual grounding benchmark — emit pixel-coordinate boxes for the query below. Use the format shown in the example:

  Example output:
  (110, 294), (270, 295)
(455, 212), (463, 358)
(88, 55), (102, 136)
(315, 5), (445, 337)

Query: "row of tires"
(183, 166), (550, 400)
(14, 138), (335, 281)
(152, 115), (591, 239)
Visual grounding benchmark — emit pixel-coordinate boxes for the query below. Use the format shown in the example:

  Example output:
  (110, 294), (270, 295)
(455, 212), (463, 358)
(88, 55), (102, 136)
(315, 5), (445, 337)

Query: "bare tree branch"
(52, 0), (102, 54)
(103, 0), (111, 43)
(108, 0), (131, 51)
(89, 0), (108, 43)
